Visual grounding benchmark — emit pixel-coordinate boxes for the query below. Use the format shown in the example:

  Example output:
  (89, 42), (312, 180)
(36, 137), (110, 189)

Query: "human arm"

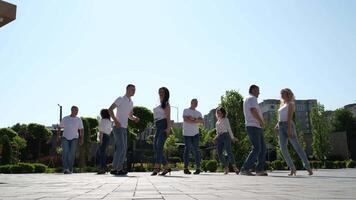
(108, 103), (121, 128)
(164, 105), (171, 134)
(287, 102), (296, 138)
(129, 110), (140, 123)
(225, 118), (238, 143)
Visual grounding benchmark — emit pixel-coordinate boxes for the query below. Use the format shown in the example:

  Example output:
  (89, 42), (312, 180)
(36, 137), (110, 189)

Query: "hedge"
(0, 163), (48, 174)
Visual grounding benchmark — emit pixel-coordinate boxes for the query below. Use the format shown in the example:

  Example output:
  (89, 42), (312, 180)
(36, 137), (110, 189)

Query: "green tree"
(128, 106), (154, 135)
(1, 135), (12, 165)
(84, 117), (99, 142)
(310, 103), (332, 161)
(219, 90), (250, 165)
(164, 134), (179, 158)
(79, 117), (91, 168)
(11, 123), (28, 136)
(27, 123), (52, 159)
(333, 108), (355, 132)
(0, 128), (18, 141)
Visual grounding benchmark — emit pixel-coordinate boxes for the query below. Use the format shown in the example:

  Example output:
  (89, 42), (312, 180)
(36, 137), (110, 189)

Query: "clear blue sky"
(1, 0), (355, 128)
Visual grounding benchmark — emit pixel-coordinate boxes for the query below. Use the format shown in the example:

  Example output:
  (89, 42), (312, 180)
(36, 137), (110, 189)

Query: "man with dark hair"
(57, 106), (84, 174)
(240, 85), (268, 176)
(108, 84), (140, 175)
(182, 99), (204, 175)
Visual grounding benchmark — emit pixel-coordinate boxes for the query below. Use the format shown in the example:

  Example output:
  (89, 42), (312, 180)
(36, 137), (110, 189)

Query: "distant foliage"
(1, 135), (12, 165)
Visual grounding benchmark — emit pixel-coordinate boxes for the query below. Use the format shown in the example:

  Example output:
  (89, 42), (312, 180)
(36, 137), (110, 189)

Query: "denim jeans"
(278, 122), (311, 170)
(241, 126), (266, 172)
(112, 127), (127, 171)
(216, 132), (236, 168)
(61, 138), (78, 172)
(99, 134), (110, 169)
(183, 134), (201, 169)
(154, 119), (168, 165)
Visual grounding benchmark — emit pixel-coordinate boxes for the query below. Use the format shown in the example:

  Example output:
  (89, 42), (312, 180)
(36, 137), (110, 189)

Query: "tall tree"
(27, 123), (52, 159)
(310, 103), (332, 161)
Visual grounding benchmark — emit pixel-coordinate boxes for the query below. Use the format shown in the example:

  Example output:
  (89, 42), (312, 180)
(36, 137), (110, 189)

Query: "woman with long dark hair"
(151, 87), (172, 176)
(97, 109), (112, 174)
(275, 88), (313, 176)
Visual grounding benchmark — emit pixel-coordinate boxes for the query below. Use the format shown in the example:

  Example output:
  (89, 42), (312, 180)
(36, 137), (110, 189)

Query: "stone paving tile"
(1, 169), (356, 200)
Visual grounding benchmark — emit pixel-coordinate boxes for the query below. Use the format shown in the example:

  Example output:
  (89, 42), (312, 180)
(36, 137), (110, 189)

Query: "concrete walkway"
(1, 169), (355, 200)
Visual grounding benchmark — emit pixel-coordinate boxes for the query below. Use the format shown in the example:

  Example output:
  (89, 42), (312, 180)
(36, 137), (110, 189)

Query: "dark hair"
(71, 105), (78, 110)
(249, 85), (259, 94)
(126, 84), (135, 90)
(216, 107), (227, 118)
(159, 87), (170, 109)
(100, 109), (111, 120)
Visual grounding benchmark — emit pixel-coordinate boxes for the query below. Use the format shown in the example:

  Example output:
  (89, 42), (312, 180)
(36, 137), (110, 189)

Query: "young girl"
(275, 88), (313, 176)
(97, 109), (112, 174)
(214, 107), (239, 175)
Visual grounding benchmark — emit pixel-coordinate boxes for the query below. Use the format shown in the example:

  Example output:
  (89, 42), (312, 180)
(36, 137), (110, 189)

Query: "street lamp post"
(57, 104), (62, 123)
(171, 106), (179, 123)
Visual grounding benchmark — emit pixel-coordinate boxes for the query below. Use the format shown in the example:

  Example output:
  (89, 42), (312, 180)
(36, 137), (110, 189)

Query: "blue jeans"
(184, 134), (201, 169)
(154, 119), (168, 165)
(99, 134), (110, 169)
(278, 122), (311, 170)
(242, 127), (266, 172)
(112, 127), (127, 171)
(216, 132), (236, 168)
(61, 138), (78, 172)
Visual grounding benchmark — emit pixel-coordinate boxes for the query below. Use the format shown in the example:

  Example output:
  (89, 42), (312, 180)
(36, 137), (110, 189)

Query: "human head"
(191, 99), (198, 109)
(216, 107), (227, 119)
(126, 84), (136, 97)
(249, 85), (260, 98)
(71, 106), (79, 117)
(100, 109), (110, 120)
(159, 87), (170, 109)
(280, 88), (295, 103)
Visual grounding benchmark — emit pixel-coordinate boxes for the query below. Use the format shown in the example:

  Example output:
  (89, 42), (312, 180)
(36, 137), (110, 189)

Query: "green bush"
(310, 161), (323, 169)
(10, 163), (35, 174)
(206, 160), (218, 172)
(272, 160), (287, 170)
(33, 163), (48, 173)
(265, 161), (273, 171)
(201, 160), (209, 172)
(133, 165), (147, 172)
(0, 128), (18, 141)
(324, 161), (334, 169)
(0, 165), (12, 174)
(346, 160), (356, 168)
(1, 135), (12, 165)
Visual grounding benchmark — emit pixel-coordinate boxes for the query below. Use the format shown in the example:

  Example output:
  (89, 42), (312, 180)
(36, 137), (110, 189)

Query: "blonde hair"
(280, 88), (295, 106)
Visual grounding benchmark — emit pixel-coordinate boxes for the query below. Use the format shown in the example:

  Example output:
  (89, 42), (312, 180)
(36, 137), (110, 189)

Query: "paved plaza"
(0, 169), (356, 200)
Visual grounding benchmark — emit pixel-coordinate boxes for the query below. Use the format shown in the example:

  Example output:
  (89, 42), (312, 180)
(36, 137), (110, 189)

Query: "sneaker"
(63, 169), (71, 174)
(110, 170), (118, 175)
(193, 169), (201, 175)
(240, 170), (255, 176)
(117, 170), (128, 176)
(256, 171), (268, 176)
(184, 169), (192, 175)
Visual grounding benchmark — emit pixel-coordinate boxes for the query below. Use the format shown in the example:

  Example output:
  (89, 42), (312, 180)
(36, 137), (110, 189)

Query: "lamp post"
(171, 106), (179, 123)
(57, 104), (62, 123)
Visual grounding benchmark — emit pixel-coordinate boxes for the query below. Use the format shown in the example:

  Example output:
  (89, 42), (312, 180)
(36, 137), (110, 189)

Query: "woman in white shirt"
(275, 88), (313, 176)
(213, 107), (240, 175)
(151, 87), (172, 176)
(97, 109), (112, 174)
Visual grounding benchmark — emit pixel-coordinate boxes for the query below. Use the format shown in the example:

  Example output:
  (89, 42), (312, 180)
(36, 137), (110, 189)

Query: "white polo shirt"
(60, 116), (84, 140)
(114, 95), (133, 128)
(183, 108), (202, 136)
(243, 95), (263, 128)
(99, 118), (113, 135)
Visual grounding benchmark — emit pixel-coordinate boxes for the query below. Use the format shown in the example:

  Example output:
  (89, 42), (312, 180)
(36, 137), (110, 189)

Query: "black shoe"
(97, 169), (106, 175)
(117, 170), (128, 175)
(151, 168), (160, 176)
(184, 169), (192, 175)
(193, 169), (201, 175)
(159, 168), (171, 176)
(240, 170), (255, 176)
(110, 170), (118, 175)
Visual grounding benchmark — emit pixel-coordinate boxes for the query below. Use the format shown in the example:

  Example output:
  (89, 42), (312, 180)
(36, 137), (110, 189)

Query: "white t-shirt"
(216, 118), (235, 139)
(183, 108), (202, 136)
(99, 118), (113, 135)
(114, 95), (134, 128)
(60, 116), (84, 140)
(153, 105), (166, 121)
(243, 95), (263, 128)
(278, 103), (289, 122)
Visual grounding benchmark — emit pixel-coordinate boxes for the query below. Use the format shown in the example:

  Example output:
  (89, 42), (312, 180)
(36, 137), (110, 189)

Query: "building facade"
(203, 109), (217, 130)
(345, 103), (356, 117)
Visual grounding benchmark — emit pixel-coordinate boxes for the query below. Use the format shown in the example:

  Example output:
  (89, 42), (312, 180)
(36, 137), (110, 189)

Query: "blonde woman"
(275, 88), (313, 176)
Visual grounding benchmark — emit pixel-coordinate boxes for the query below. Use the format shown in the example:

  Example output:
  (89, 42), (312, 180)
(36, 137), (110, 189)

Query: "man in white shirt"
(57, 106), (84, 174)
(183, 99), (204, 175)
(108, 84), (139, 175)
(241, 85), (268, 176)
